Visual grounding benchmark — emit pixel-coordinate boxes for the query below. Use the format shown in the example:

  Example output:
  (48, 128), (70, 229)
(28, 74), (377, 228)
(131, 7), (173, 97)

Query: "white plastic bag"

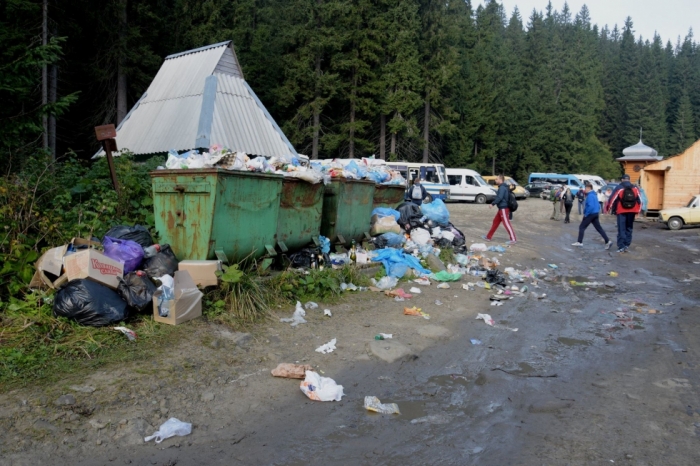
(410, 228), (432, 246)
(304, 301), (319, 310)
(370, 216), (402, 236)
(300, 371), (344, 401)
(280, 301), (307, 326)
(315, 338), (337, 354)
(470, 243), (487, 252)
(144, 418), (192, 444)
(374, 276), (398, 290)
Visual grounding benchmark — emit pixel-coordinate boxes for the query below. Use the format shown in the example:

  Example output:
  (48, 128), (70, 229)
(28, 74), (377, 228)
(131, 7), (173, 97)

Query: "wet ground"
(3, 199), (700, 465)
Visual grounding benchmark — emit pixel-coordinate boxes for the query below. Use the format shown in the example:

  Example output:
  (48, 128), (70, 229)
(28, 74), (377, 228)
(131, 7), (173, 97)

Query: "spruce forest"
(3, 0), (700, 181)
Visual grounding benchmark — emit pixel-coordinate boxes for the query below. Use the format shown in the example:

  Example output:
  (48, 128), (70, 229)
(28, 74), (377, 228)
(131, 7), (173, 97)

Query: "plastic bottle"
(143, 244), (161, 259)
(317, 254), (324, 271)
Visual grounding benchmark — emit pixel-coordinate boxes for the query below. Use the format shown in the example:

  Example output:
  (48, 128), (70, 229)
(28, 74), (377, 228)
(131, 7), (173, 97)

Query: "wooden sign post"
(95, 124), (120, 194)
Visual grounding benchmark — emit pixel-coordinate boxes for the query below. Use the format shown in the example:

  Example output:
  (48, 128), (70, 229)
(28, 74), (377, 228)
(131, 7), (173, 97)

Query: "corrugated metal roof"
(99, 41), (296, 158)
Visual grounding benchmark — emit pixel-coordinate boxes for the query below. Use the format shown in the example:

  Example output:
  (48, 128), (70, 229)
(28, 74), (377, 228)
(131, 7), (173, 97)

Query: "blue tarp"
(371, 248), (431, 278)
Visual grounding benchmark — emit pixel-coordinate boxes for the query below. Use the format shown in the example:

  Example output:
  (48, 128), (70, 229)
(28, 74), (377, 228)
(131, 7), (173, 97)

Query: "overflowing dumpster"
(372, 184), (406, 209)
(151, 169), (283, 262)
(276, 178), (324, 251)
(320, 179), (376, 244)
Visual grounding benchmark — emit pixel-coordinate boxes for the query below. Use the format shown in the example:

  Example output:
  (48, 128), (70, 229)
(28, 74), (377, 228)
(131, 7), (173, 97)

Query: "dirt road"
(2, 199), (700, 465)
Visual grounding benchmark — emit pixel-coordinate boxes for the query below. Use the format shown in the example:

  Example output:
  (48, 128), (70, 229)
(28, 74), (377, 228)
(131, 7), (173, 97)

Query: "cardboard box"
(152, 270), (203, 325)
(177, 260), (222, 288)
(64, 248), (124, 289)
(29, 238), (102, 289)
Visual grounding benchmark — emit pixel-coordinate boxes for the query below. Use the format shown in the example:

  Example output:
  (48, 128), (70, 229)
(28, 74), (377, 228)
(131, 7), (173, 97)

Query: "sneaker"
(506, 240), (517, 245)
(617, 248), (626, 253)
(572, 242), (583, 247)
(605, 241), (613, 250)
(481, 235), (491, 242)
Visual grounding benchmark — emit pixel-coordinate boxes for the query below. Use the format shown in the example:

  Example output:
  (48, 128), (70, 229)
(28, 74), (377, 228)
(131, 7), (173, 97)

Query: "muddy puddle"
(557, 337), (592, 347)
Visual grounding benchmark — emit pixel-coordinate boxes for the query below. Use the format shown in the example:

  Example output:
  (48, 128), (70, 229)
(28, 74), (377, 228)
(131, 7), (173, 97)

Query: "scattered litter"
(470, 243), (487, 252)
(609, 271), (618, 277)
(414, 277), (431, 286)
(144, 418), (192, 444)
(304, 301), (319, 310)
(661, 302), (674, 306)
(364, 396), (401, 414)
(548, 264), (558, 269)
(324, 309), (332, 317)
(113, 327), (137, 341)
(340, 282), (358, 291)
(470, 339), (482, 345)
(435, 300), (443, 306)
(373, 276), (399, 290)
(437, 283), (451, 289)
(280, 301), (307, 326)
(300, 371), (344, 401)
(394, 296), (405, 302)
(430, 271), (462, 282)
(315, 338), (337, 354)
(404, 307), (430, 319)
(271, 363), (313, 379)
(487, 245), (506, 253)
(374, 333), (393, 340)
(409, 287), (422, 294)
(386, 288), (412, 299)
(462, 283), (475, 291)
(410, 414), (451, 425)
(490, 301), (503, 307)
(476, 313), (518, 331)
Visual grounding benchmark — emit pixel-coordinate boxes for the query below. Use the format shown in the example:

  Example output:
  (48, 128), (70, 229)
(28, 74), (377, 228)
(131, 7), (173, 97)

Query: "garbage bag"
(103, 236), (145, 274)
(371, 248), (431, 277)
(144, 418), (192, 444)
(143, 244), (178, 278)
(371, 207), (400, 221)
(410, 228), (432, 246)
(300, 370), (344, 402)
(397, 202), (424, 229)
(485, 269), (507, 287)
(421, 199), (450, 225)
(380, 232), (406, 247)
(103, 225), (154, 248)
(117, 272), (157, 312)
(53, 279), (129, 326)
(430, 271), (463, 282)
(373, 276), (398, 290)
(370, 216), (402, 236)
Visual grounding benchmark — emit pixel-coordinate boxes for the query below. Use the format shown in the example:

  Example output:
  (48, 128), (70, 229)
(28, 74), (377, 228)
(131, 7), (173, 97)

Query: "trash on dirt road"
(487, 245), (507, 253)
(340, 282), (358, 291)
(414, 277), (431, 286)
(404, 306), (430, 319)
(435, 300), (443, 306)
(324, 309), (332, 317)
(315, 338), (337, 354)
(372, 248), (431, 277)
(300, 371), (344, 402)
(375, 333), (393, 339)
(462, 283), (475, 291)
(470, 339), (482, 345)
(437, 283), (450, 289)
(430, 271), (462, 282)
(271, 363), (313, 379)
(280, 301), (307, 326)
(408, 287), (422, 294)
(304, 301), (319, 310)
(609, 271), (619, 277)
(144, 418), (192, 443)
(476, 313), (518, 331)
(548, 264), (558, 269)
(364, 396), (401, 414)
(113, 326), (137, 341)
(53, 279), (130, 326)
(491, 301), (503, 306)
(373, 276), (399, 290)
(470, 243), (487, 252)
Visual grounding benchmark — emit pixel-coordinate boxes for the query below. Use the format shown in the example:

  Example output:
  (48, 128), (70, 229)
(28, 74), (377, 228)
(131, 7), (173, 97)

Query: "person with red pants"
(482, 175), (517, 244)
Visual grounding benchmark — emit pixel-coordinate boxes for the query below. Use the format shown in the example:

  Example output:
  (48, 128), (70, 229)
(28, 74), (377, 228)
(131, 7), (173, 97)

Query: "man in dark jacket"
(482, 175), (517, 244)
(406, 177), (429, 206)
(576, 188), (585, 215)
(607, 174), (642, 253)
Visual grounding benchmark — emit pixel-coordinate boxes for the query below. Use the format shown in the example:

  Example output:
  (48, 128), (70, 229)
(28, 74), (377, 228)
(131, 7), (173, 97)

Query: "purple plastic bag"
(103, 236), (145, 273)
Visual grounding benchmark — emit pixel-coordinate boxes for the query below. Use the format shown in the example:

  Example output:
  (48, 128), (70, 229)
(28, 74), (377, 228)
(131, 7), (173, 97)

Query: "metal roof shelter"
(616, 136), (662, 184)
(95, 41), (296, 158)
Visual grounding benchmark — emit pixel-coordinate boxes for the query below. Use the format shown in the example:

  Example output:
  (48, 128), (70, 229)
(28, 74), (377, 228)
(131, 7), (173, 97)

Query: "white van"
(573, 174), (605, 191)
(445, 168), (497, 204)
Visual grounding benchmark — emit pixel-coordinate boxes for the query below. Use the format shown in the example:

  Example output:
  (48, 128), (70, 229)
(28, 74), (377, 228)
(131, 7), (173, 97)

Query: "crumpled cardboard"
(152, 270), (203, 325)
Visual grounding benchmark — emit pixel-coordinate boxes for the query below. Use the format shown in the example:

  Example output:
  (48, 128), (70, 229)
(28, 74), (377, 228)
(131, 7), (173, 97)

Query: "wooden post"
(95, 125), (120, 193)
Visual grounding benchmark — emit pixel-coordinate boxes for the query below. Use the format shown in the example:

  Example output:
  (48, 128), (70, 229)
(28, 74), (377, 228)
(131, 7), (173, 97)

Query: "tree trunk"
(116, 0), (128, 125)
(42, 0), (48, 151)
(379, 114), (386, 159)
(48, 57), (57, 160)
(390, 131), (396, 158)
(349, 70), (356, 158)
(311, 0), (322, 159)
(422, 92), (430, 163)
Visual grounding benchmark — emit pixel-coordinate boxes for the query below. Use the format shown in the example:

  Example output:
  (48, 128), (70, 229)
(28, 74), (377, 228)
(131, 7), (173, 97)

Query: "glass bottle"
(350, 240), (357, 263)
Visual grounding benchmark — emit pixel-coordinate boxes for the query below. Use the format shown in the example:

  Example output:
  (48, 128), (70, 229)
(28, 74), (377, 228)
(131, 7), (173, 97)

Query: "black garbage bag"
(397, 202), (424, 230)
(117, 272), (157, 312)
(371, 236), (388, 250)
(103, 225), (154, 248)
(485, 269), (507, 287)
(289, 247), (320, 269)
(53, 279), (130, 326)
(436, 238), (453, 248)
(143, 244), (178, 278)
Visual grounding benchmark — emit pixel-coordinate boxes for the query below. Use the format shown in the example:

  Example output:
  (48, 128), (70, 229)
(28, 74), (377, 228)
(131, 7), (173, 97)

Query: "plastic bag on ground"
(103, 236), (145, 274)
(410, 228), (432, 246)
(380, 232), (405, 248)
(371, 216), (402, 236)
(144, 418), (192, 444)
(364, 396), (401, 414)
(300, 371), (344, 402)
(143, 244), (178, 278)
(117, 271), (157, 312)
(104, 225), (154, 248)
(430, 271), (463, 282)
(280, 301), (307, 326)
(53, 279), (129, 326)
(421, 199), (450, 224)
(470, 243), (487, 252)
(371, 208), (400, 221)
(374, 276), (398, 290)
(372, 248), (431, 277)
(315, 338), (337, 354)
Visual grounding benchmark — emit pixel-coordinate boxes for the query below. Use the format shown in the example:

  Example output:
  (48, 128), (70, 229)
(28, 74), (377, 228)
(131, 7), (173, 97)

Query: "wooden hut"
(640, 139), (700, 211)
(616, 139), (662, 184)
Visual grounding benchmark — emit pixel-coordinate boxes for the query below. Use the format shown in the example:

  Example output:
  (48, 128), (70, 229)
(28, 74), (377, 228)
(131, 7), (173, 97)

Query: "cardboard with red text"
(64, 248), (124, 289)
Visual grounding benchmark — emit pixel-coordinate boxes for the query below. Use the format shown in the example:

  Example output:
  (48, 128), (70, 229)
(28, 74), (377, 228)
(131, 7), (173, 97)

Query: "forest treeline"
(2, 0), (700, 180)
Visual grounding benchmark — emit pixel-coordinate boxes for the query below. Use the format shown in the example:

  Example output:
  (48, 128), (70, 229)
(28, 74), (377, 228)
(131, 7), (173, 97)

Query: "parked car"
(483, 176), (529, 199)
(445, 168), (496, 204)
(524, 182), (551, 198)
(603, 183), (618, 194)
(659, 195), (700, 230)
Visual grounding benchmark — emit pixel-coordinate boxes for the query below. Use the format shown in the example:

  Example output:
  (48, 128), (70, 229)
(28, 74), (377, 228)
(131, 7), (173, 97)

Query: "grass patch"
(439, 247), (456, 266)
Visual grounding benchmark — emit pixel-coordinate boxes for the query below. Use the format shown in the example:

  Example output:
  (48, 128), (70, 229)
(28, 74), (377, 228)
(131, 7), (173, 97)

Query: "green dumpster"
(276, 178), (324, 251)
(372, 184), (406, 209)
(320, 179), (376, 244)
(150, 169), (283, 262)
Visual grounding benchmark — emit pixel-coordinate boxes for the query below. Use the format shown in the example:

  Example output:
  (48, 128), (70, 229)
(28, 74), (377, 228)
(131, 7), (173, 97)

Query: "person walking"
(607, 174), (642, 253)
(482, 174), (517, 244)
(576, 188), (585, 215)
(406, 177), (428, 206)
(550, 185), (562, 220)
(597, 189), (605, 211)
(562, 186), (574, 223)
(572, 182), (613, 249)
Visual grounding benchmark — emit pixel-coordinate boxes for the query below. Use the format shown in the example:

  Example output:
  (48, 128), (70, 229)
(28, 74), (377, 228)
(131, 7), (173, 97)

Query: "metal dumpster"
(150, 169), (283, 262)
(320, 179), (376, 244)
(372, 184), (406, 209)
(276, 178), (324, 251)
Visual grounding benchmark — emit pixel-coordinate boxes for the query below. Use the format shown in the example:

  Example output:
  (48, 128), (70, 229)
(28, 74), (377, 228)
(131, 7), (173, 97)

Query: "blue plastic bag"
(371, 207), (400, 221)
(346, 160), (368, 178)
(371, 248), (431, 277)
(319, 236), (331, 254)
(421, 199), (450, 224)
(103, 236), (145, 273)
(380, 232), (405, 247)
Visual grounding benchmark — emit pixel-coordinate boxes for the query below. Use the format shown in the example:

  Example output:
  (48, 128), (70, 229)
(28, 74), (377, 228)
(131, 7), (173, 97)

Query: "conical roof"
(617, 139), (661, 161)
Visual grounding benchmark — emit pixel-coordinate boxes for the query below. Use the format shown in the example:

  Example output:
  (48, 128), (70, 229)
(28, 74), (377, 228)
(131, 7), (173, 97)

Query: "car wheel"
(668, 217), (683, 231)
(475, 194), (486, 204)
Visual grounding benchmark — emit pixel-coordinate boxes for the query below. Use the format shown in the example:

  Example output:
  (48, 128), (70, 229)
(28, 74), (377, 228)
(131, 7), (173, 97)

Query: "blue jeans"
(577, 200), (583, 214)
(616, 213), (635, 249)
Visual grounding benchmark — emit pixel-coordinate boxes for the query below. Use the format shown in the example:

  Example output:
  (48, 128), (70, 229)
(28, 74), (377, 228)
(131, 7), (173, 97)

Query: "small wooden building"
(640, 139), (700, 211)
(616, 139), (662, 184)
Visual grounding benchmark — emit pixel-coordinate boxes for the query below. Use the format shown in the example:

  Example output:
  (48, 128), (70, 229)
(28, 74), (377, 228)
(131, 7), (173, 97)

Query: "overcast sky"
(476, 0), (698, 45)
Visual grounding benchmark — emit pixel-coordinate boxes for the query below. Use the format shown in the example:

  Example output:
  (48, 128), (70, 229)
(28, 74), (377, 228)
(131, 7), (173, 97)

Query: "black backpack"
(508, 191), (518, 212)
(620, 186), (637, 209)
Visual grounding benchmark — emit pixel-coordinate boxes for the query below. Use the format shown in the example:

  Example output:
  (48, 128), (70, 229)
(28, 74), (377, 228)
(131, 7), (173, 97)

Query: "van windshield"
(438, 166), (447, 184)
(474, 175), (488, 186)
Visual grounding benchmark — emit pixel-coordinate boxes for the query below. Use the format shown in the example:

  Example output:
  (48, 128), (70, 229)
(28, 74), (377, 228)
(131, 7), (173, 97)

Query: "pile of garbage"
(312, 157), (406, 185)
(30, 225), (206, 328)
